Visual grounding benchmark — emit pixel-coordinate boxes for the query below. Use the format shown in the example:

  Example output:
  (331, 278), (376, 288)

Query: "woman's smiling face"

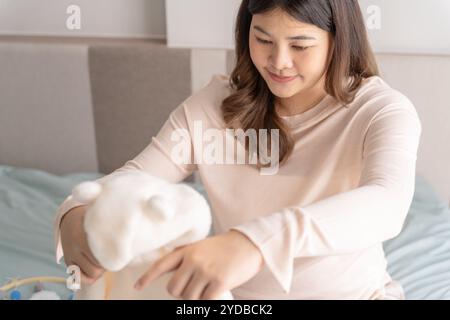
(249, 7), (334, 99)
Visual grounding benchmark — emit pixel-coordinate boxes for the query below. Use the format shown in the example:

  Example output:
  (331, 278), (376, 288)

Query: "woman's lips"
(267, 71), (298, 83)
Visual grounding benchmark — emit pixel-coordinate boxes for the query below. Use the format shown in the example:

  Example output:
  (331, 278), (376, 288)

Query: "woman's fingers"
(77, 252), (105, 283)
(81, 249), (103, 270)
(179, 270), (209, 300)
(78, 228), (103, 269)
(80, 270), (97, 286)
(201, 281), (227, 300)
(166, 261), (194, 298)
(135, 249), (184, 290)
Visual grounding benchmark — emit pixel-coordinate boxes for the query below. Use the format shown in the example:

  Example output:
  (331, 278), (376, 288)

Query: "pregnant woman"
(55, 0), (421, 300)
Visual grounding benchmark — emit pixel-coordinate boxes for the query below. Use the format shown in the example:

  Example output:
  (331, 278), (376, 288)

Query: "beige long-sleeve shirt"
(54, 74), (421, 300)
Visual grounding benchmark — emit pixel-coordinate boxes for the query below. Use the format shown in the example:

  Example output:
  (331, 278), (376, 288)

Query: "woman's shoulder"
(182, 74), (232, 116)
(352, 75), (422, 144)
(186, 73), (233, 105)
(180, 73), (231, 108)
(175, 74), (233, 128)
(351, 75), (418, 119)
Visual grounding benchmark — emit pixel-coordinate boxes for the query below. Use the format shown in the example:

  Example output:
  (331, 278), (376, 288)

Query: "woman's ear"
(144, 194), (176, 222)
(71, 181), (102, 204)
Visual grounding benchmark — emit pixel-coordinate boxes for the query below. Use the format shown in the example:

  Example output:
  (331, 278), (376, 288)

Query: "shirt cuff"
(228, 207), (303, 294)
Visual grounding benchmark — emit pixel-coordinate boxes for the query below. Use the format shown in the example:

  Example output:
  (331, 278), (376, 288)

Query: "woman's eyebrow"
(253, 25), (317, 40)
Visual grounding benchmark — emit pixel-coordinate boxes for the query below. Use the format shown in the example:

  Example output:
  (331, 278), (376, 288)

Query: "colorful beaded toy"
(0, 277), (73, 300)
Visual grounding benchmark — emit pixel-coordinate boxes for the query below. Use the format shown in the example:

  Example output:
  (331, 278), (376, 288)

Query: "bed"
(0, 165), (449, 299)
(0, 165), (207, 299)
(0, 36), (449, 300)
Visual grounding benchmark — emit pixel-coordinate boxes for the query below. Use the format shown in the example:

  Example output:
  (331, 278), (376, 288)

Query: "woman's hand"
(60, 206), (106, 286)
(134, 230), (264, 300)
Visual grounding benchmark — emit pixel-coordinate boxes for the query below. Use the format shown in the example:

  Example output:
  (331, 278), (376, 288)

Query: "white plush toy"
(69, 171), (234, 300)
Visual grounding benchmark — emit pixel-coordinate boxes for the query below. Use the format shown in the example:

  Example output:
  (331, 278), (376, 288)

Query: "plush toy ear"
(145, 194), (176, 222)
(71, 181), (102, 204)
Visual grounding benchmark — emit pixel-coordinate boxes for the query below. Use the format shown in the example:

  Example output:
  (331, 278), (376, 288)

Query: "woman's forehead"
(251, 9), (324, 35)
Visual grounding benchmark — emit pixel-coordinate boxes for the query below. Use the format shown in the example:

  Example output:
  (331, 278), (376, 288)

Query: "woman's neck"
(275, 78), (328, 117)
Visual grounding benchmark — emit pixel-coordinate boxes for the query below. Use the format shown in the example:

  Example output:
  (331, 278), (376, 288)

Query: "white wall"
(166, 0), (450, 55)
(359, 0), (450, 55)
(0, 0), (166, 38)
(2, 0), (448, 53)
(166, 0), (241, 49)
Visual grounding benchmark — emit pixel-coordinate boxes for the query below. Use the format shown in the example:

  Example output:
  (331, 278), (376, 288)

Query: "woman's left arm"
(134, 229), (264, 300)
(229, 100), (422, 294)
(134, 99), (422, 299)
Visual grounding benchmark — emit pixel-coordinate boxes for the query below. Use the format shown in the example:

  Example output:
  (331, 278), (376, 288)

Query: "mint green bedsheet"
(0, 165), (449, 299)
(0, 165), (103, 299)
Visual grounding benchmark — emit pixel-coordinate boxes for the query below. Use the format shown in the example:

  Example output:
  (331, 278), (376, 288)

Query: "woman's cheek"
(252, 48), (266, 66)
(249, 49), (262, 69)
(302, 55), (325, 76)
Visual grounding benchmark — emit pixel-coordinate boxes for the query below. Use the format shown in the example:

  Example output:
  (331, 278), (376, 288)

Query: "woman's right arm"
(59, 204), (106, 285)
(54, 101), (198, 280)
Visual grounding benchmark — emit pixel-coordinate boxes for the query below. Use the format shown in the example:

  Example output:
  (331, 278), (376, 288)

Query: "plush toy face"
(71, 171), (211, 272)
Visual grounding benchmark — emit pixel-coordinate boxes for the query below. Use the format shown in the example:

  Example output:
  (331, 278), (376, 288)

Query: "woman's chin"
(269, 85), (302, 98)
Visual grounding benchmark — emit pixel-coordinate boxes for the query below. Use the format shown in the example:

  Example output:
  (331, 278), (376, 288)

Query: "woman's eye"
(256, 37), (272, 45)
(292, 46), (309, 51)
(256, 37), (309, 51)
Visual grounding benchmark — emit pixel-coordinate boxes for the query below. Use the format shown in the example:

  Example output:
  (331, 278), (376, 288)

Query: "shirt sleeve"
(54, 102), (197, 264)
(229, 101), (422, 294)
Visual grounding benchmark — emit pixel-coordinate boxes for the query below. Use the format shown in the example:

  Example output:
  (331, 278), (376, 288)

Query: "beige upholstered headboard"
(1, 36), (449, 204)
(0, 36), (192, 179)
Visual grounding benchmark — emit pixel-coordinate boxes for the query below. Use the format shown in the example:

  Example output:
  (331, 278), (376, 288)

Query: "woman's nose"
(270, 46), (294, 71)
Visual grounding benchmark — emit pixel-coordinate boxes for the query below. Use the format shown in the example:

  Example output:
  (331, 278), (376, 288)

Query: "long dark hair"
(221, 0), (379, 168)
